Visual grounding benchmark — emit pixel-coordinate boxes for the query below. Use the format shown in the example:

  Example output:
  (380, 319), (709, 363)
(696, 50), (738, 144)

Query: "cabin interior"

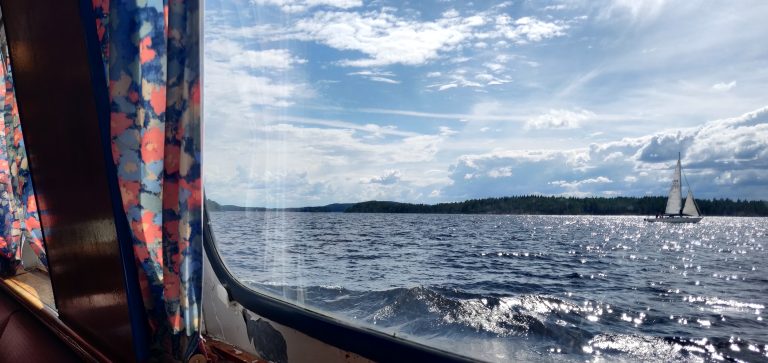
(0, 1), (468, 362)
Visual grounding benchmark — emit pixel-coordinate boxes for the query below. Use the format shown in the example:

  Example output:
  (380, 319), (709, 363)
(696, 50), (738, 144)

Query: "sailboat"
(645, 153), (703, 223)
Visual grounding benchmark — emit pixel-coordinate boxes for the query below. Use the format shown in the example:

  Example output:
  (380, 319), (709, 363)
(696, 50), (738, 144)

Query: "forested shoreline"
(207, 196), (768, 216)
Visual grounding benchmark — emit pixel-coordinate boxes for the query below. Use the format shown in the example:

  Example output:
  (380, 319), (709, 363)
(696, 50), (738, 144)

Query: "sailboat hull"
(644, 216), (703, 224)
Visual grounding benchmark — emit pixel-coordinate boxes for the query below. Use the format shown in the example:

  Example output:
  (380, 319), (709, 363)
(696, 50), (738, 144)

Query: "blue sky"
(204, 0), (768, 207)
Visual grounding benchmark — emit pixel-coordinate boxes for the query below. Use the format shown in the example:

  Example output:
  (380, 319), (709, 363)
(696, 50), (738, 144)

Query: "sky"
(203, 0), (768, 207)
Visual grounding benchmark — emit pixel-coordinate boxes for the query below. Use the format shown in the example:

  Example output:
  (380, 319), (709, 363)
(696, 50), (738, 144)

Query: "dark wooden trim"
(0, 0), (136, 360)
(0, 276), (110, 362)
(206, 337), (268, 363)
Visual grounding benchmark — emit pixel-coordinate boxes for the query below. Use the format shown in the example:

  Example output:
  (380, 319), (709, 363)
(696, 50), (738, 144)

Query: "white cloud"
(600, 0), (668, 22)
(354, 105), (638, 123)
(348, 69), (401, 84)
(525, 109), (596, 130)
(487, 167), (513, 178)
(439, 126), (458, 136)
(443, 106), (768, 200)
(367, 76), (400, 84)
(550, 176), (613, 189)
(493, 16), (568, 44)
(205, 117), (449, 206)
(476, 73), (495, 82)
(206, 40), (306, 70)
(207, 65), (307, 108)
(361, 170), (402, 185)
(442, 9), (460, 18)
(204, 2), (768, 207)
(274, 115), (417, 137)
(251, 0), (362, 13)
(711, 81), (736, 92)
(204, 39), (311, 110)
(253, 9), (567, 68)
(287, 10), (485, 67)
(483, 62), (505, 72)
(229, 49), (307, 70)
(543, 4), (567, 11)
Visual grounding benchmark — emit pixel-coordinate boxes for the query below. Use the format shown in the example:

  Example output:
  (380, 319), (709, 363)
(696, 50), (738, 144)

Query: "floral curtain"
(0, 27), (47, 275)
(91, 0), (203, 360)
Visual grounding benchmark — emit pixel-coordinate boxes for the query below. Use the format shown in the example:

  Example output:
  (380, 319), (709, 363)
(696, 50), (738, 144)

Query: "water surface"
(211, 212), (768, 362)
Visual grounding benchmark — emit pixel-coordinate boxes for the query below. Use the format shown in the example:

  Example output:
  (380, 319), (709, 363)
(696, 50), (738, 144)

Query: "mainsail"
(664, 157), (682, 215)
(682, 190), (700, 216)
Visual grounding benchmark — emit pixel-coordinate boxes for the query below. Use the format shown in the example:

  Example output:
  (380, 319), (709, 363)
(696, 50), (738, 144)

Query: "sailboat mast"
(680, 154), (702, 216)
(664, 153), (683, 215)
(679, 152), (683, 215)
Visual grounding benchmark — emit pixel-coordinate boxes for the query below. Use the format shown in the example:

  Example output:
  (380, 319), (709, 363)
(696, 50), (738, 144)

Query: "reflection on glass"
(204, 1), (768, 361)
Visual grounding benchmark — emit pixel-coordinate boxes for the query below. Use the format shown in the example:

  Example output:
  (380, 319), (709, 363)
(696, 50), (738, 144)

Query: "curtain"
(91, 0), (203, 360)
(0, 28), (47, 275)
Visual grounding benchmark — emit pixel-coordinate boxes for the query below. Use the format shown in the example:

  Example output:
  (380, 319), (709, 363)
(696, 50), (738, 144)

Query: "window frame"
(203, 210), (476, 363)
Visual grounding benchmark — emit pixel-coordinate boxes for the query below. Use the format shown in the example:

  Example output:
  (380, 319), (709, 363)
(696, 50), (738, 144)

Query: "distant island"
(206, 196), (768, 216)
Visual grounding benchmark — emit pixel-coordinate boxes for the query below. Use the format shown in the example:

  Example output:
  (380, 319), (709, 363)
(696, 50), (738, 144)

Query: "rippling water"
(210, 212), (768, 362)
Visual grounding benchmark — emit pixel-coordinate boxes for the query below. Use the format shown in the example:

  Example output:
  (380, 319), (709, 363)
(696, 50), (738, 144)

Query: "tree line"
(343, 196), (768, 216)
(207, 196), (768, 216)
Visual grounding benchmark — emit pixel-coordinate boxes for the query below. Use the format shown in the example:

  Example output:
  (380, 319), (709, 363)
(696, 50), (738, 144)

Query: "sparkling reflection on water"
(211, 213), (768, 362)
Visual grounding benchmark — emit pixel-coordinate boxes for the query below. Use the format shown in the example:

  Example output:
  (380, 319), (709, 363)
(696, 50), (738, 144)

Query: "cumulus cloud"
(361, 170), (402, 185)
(550, 176), (613, 189)
(443, 106), (768, 200)
(205, 117), (450, 206)
(489, 16), (568, 44)
(204, 2), (768, 207)
(525, 109), (596, 129)
(711, 81), (736, 92)
(487, 167), (513, 178)
(254, 9), (567, 67)
(286, 10), (485, 67)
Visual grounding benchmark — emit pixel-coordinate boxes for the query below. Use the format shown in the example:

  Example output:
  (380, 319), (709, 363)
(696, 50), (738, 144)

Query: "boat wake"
(251, 283), (767, 362)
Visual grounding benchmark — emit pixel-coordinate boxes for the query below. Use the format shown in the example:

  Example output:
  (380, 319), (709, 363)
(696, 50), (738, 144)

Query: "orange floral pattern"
(0, 35), (47, 273)
(93, 0), (202, 359)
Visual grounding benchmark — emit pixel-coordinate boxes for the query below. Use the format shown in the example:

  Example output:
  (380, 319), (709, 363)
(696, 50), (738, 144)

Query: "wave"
(250, 282), (768, 362)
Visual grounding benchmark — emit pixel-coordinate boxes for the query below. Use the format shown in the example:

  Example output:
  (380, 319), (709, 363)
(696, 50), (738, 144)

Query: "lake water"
(210, 212), (768, 362)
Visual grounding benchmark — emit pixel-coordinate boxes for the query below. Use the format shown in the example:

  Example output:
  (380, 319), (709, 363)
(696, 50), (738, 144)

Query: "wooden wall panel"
(0, 1), (135, 360)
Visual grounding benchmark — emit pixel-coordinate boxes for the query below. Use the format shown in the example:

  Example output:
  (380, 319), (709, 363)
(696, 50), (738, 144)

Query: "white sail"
(664, 157), (682, 215)
(682, 191), (699, 216)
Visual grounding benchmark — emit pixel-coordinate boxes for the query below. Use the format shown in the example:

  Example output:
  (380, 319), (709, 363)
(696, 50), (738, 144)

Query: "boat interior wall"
(202, 242), (373, 363)
(0, 0), (140, 360)
(20, 236), (45, 272)
(0, 287), (81, 362)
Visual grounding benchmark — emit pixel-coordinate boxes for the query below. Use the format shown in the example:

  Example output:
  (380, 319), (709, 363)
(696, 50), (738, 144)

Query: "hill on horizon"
(206, 195), (768, 217)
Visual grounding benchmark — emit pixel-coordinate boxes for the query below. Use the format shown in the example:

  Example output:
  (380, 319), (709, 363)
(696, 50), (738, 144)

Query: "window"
(204, 1), (768, 362)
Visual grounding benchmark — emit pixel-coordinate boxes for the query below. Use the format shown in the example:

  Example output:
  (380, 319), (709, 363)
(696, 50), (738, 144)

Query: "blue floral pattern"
(0, 33), (47, 273)
(92, 0), (203, 359)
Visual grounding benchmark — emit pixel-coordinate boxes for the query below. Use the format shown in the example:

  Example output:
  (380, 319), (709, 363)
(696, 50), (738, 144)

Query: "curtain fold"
(92, 0), (203, 359)
(0, 30), (47, 274)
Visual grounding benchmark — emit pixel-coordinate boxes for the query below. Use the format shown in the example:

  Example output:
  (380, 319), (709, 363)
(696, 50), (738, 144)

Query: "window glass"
(204, 1), (768, 361)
